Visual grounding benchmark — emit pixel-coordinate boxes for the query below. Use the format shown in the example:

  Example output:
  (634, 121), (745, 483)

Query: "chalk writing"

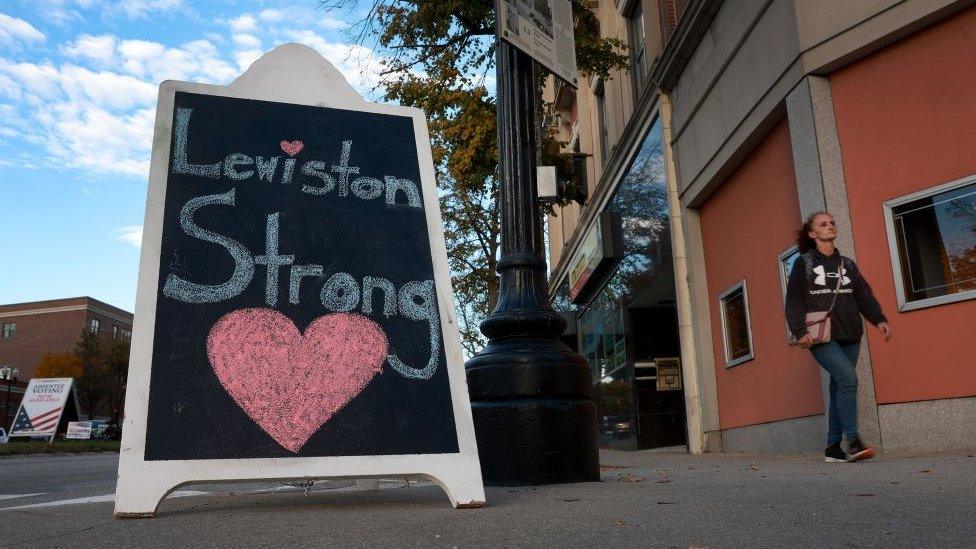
(172, 108), (219, 179)
(170, 108), (423, 207)
(289, 264), (323, 304)
(387, 280), (440, 380)
(162, 192), (442, 379)
(162, 189), (255, 303)
(253, 213), (294, 307)
(331, 140), (358, 197)
(320, 272), (360, 312)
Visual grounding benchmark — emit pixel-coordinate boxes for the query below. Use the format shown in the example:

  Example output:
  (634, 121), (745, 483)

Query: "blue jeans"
(810, 340), (861, 446)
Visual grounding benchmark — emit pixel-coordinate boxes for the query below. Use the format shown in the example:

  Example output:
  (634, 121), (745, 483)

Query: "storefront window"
(885, 177), (976, 310)
(573, 117), (684, 449)
(579, 288), (632, 448)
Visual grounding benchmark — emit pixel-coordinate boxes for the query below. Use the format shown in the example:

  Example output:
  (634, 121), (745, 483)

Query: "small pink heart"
(207, 309), (387, 453)
(280, 139), (304, 157)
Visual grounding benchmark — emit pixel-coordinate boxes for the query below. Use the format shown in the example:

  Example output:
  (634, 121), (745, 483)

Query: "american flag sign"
(8, 378), (74, 438)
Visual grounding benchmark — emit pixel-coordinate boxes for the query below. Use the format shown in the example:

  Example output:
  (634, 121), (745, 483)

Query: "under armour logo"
(813, 265), (850, 286)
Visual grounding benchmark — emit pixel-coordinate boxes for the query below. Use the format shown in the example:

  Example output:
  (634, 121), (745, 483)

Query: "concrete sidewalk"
(1, 448), (974, 548)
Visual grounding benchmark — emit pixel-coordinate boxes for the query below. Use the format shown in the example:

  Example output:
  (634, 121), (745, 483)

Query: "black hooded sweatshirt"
(784, 248), (887, 344)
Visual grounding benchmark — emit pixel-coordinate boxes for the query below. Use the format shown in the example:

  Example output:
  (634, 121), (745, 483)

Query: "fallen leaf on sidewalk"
(748, 464), (760, 470)
(919, 470), (932, 473)
(854, 493), (877, 497)
(656, 501), (676, 505)
(562, 497), (580, 502)
(656, 479), (672, 484)
(617, 474), (646, 482)
(614, 520), (626, 527)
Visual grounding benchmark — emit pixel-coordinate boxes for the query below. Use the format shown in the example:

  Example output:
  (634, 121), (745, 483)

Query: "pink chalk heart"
(280, 139), (304, 157)
(206, 309), (387, 453)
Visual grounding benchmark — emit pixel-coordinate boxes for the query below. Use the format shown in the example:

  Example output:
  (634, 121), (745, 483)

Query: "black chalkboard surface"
(144, 91), (458, 460)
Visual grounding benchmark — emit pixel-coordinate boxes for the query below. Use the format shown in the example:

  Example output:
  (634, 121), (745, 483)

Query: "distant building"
(0, 297), (133, 425)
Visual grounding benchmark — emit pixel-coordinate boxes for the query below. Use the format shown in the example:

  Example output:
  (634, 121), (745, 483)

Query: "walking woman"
(785, 212), (892, 463)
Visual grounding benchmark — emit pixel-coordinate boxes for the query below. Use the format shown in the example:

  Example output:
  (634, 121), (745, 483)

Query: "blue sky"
(0, 0), (386, 313)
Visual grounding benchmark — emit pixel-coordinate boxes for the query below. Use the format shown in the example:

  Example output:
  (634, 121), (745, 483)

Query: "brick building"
(0, 297), (133, 426)
(545, 0), (976, 454)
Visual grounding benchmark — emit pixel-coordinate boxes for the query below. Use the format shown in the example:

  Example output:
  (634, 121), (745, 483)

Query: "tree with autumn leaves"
(35, 330), (129, 423)
(326, 0), (628, 354)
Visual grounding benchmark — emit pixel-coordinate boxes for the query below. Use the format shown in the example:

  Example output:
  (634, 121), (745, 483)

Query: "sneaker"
(824, 443), (848, 463)
(846, 438), (876, 462)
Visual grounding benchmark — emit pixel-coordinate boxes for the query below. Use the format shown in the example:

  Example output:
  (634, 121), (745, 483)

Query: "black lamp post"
(464, 40), (600, 486)
(1, 366), (19, 430)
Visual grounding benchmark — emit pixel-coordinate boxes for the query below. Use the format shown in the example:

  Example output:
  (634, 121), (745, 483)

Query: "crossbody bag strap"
(825, 257), (844, 315)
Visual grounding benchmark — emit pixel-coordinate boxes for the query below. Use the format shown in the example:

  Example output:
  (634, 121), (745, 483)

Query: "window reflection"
(572, 117), (682, 449)
(893, 182), (976, 302)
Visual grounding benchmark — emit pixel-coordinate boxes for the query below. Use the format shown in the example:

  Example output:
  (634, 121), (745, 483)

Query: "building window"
(719, 280), (754, 367)
(884, 176), (976, 311)
(90, 318), (100, 334)
(113, 325), (119, 338)
(1, 322), (14, 339)
(593, 78), (609, 166)
(628, 1), (648, 94)
(123, 329), (131, 340)
(778, 245), (801, 342)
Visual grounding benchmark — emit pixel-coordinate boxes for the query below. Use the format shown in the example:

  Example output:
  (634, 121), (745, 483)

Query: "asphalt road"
(1, 449), (975, 548)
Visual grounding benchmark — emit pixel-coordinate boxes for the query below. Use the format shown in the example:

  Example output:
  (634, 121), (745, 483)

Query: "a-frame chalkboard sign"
(115, 44), (485, 517)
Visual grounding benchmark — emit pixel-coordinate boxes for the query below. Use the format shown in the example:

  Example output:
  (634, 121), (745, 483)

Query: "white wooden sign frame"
(115, 44), (485, 518)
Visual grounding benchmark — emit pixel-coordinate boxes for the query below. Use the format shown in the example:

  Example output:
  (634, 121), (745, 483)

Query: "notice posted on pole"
(496, 0), (578, 87)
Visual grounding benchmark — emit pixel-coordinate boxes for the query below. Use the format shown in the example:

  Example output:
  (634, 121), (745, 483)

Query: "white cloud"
(229, 14), (257, 32)
(0, 26), (245, 179)
(0, 74), (22, 100)
(33, 0), (183, 22)
(258, 9), (283, 22)
(0, 11), (394, 179)
(317, 14), (349, 31)
(232, 33), (261, 48)
(0, 60), (61, 98)
(115, 0), (183, 19)
(59, 65), (157, 110)
(280, 29), (385, 91)
(0, 13), (46, 45)
(36, 102), (155, 175)
(63, 36), (239, 84)
(252, 7), (348, 30)
(115, 225), (143, 248)
(62, 34), (117, 65)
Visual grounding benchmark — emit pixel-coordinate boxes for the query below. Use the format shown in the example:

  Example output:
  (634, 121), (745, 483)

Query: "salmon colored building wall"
(830, 7), (976, 405)
(699, 121), (824, 430)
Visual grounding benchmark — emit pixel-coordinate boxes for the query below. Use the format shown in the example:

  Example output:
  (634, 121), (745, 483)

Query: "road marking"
(0, 490), (209, 511)
(0, 480), (426, 511)
(0, 494), (45, 501)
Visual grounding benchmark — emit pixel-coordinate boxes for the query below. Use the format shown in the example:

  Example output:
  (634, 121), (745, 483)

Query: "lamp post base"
(466, 337), (600, 486)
